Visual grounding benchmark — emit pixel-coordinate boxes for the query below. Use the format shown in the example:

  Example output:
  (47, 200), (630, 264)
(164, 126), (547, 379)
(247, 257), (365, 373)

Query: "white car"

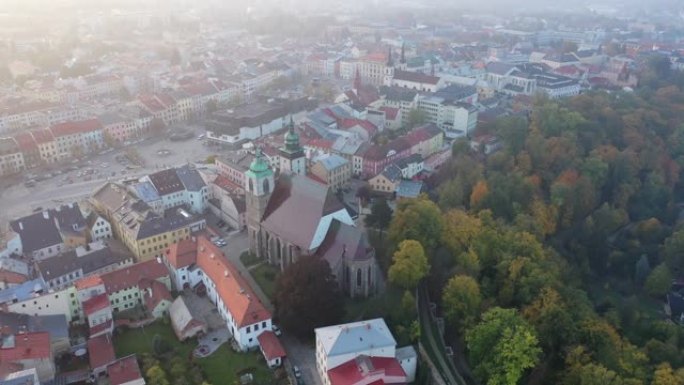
(272, 324), (282, 337)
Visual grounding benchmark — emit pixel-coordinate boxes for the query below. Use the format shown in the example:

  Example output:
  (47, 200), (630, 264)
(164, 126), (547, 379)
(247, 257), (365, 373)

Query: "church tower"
(279, 117), (306, 176)
(399, 43), (407, 70)
(383, 46), (395, 87)
(245, 147), (274, 259)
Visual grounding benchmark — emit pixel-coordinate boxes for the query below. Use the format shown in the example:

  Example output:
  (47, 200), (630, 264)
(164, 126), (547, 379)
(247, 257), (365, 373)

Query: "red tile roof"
(257, 331), (286, 360)
(12, 132), (37, 151)
(196, 237), (271, 328)
(327, 356), (406, 385)
(0, 332), (51, 361)
(75, 275), (104, 291)
(83, 293), (110, 316)
(166, 236), (271, 328)
(100, 259), (169, 293)
(0, 269), (28, 286)
(107, 355), (143, 385)
(89, 319), (113, 337)
(165, 238), (197, 269)
(404, 123), (441, 146)
(87, 334), (115, 370)
(379, 107), (399, 120)
(213, 175), (243, 193)
(304, 138), (334, 150)
(140, 279), (172, 311)
(50, 119), (103, 137)
(30, 128), (55, 144)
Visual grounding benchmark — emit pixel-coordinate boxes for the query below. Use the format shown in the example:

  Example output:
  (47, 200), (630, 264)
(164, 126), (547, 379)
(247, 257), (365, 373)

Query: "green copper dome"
(283, 118), (302, 153)
(248, 147), (271, 175)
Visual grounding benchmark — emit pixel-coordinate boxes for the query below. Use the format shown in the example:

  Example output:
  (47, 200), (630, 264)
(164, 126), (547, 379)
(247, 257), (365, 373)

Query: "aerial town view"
(1, 0), (684, 384)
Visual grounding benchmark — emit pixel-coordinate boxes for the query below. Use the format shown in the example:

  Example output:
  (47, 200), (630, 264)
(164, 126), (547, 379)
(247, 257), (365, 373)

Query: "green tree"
(388, 240), (430, 290)
(443, 275), (482, 332)
(663, 228), (684, 274)
(406, 108), (426, 128)
(651, 363), (682, 385)
(466, 307), (541, 385)
(146, 365), (170, 385)
(388, 196), (444, 254)
(365, 198), (393, 230)
(644, 263), (672, 297)
(274, 255), (345, 339)
(205, 155), (217, 164)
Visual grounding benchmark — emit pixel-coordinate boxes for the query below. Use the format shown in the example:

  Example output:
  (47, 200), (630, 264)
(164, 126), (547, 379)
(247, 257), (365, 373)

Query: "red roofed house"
(49, 119), (105, 160)
(403, 123), (444, 159)
(379, 107), (402, 131)
(257, 331), (286, 368)
(336, 119), (378, 141)
(140, 279), (173, 319)
(87, 333), (116, 376)
(0, 332), (55, 382)
(164, 236), (273, 351)
(327, 355), (407, 385)
(99, 259), (171, 315)
(11, 131), (40, 168)
(82, 293), (113, 338)
(29, 128), (58, 164)
(361, 137), (411, 177)
(107, 355), (145, 385)
(139, 94), (180, 126)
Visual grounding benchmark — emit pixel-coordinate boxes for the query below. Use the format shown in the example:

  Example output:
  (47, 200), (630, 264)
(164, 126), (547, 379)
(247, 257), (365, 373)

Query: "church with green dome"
(278, 117), (306, 176)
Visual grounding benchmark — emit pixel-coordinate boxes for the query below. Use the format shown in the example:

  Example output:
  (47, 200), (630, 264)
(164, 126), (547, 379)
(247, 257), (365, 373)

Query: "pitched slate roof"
(393, 69), (440, 85)
(261, 173), (347, 250)
(486, 62), (516, 76)
(36, 241), (132, 281)
(315, 220), (373, 270)
(315, 318), (396, 357)
(10, 212), (62, 253)
(175, 165), (206, 192)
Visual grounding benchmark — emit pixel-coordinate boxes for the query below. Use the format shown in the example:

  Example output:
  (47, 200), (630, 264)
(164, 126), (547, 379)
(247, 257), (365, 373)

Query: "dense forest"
(376, 56), (684, 385)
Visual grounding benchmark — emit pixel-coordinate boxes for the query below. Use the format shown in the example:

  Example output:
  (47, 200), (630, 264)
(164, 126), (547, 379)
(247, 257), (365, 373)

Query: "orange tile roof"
(165, 238), (197, 269)
(83, 293), (110, 315)
(257, 331), (286, 360)
(74, 275), (104, 291)
(166, 236), (271, 328)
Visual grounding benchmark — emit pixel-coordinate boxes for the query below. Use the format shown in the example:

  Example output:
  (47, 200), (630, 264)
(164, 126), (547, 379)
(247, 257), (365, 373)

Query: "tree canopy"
(274, 255), (345, 339)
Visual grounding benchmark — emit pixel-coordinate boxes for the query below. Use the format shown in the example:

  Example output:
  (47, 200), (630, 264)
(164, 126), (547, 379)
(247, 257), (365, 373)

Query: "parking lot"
(0, 128), (216, 223)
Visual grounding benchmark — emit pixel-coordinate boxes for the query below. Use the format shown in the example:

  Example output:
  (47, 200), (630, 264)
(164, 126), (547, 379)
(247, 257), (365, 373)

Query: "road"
(0, 129), (216, 223)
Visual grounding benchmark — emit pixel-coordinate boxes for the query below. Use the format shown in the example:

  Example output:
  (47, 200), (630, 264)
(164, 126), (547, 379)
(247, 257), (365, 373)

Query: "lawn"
(240, 252), (262, 268)
(251, 263), (279, 300)
(114, 322), (272, 385)
(344, 286), (403, 322)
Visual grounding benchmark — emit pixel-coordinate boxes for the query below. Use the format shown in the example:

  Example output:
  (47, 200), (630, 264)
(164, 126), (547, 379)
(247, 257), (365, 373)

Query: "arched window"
(356, 268), (362, 287)
(248, 179), (253, 192)
(263, 178), (270, 194)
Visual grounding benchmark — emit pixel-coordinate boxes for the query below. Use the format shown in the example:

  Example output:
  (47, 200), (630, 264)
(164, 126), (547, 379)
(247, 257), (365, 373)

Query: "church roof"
(315, 220), (373, 270)
(261, 173), (347, 250)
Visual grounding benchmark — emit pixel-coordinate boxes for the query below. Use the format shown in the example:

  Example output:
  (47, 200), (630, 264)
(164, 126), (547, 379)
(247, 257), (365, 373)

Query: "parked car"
(272, 324), (282, 337)
(293, 366), (301, 379)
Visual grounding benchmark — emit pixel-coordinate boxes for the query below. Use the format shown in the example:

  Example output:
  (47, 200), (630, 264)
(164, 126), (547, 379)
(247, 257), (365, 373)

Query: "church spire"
(400, 43), (406, 64)
(353, 68), (361, 91)
(387, 46), (394, 67)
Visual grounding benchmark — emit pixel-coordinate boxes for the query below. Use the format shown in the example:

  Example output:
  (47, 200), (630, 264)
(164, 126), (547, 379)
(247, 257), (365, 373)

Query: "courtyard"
(114, 321), (274, 385)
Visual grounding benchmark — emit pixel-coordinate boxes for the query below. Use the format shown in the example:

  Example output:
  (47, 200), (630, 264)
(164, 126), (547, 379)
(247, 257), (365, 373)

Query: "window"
(262, 321), (266, 328)
(246, 326), (251, 333)
(357, 268), (362, 287)
(254, 324), (259, 331)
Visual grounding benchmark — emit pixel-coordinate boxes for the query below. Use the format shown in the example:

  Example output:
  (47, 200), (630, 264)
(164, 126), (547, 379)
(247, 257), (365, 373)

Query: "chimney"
(224, 270), (229, 277)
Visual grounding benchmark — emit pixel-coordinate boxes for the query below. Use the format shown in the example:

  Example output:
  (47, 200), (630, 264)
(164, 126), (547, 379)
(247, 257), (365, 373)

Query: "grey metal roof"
(130, 182), (161, 203)
(381, 164), (403, 182)
(396, 180), (424, 198)
(176, 165), (206, 192)
(315, 154), (349, 171)
(0, 313), (69, 340)
(315, 318), (396, 356)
